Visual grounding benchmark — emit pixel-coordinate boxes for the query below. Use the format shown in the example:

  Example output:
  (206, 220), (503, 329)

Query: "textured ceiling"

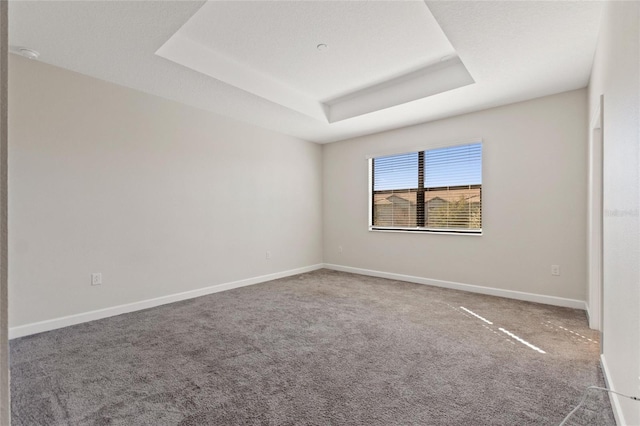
(156, 1), (471, 123)
(8, 1), (603, 143)
(168, 1), (455, 100)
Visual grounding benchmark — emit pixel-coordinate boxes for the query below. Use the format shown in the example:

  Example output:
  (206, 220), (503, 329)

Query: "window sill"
(369, 227), (483, 236)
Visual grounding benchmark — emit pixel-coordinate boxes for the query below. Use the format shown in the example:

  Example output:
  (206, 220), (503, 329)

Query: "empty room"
(0, 0), (639, 425)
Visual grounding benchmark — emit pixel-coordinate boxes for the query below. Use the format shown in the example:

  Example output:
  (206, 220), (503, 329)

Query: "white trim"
(367, 142), (484, 234)
(587, 94), (604, 330)
(9, 264), (324, 339)
(368, 228), (482, 236)
(600, 354), (626, 426)
(590, 98), (603, 130)
(323, 263), (586, 310)
(10, 262), (588, 339)
(368, 158), (373, 227)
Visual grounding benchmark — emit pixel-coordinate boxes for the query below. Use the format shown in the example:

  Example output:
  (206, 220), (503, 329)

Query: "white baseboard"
(9, 264), (324, 339)
(323, 263), (587, 310)
(600, 354), (626, 426)
(10, 263), (586, 339)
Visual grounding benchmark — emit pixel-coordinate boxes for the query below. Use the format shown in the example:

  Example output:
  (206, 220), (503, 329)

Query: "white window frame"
(368, 140), (483, 235)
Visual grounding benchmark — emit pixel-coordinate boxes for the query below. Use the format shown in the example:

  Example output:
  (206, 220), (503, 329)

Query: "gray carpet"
(10, 269), (614, 425)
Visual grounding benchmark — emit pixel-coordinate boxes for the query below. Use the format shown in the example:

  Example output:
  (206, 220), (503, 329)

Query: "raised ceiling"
(156, 1), (473, 123)
(8, 1), (603, 143)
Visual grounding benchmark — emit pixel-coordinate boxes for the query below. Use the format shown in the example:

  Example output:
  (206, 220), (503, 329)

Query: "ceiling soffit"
(156, 0), (473, 123)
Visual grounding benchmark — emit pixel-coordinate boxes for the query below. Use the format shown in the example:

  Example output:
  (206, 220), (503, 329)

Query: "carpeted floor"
(11, 269), (614, 425)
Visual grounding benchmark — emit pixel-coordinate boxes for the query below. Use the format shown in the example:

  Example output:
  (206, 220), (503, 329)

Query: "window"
(370, 142), (482, 234)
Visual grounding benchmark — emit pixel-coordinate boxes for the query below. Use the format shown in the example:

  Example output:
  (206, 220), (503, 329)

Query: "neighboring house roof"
(374, 188), (481, 205)
(386, 195), (413, 205)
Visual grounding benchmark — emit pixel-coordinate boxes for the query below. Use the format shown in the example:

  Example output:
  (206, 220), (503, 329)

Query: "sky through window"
(373, 143), (481, 191)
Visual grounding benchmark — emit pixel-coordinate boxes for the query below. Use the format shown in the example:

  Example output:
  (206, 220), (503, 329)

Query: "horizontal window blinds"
(424, 144), (482, 188)
(372, 142), (482, 233)
(373, 152), (418, 191)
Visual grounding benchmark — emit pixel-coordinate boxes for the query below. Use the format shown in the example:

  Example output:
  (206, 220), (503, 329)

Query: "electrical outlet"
(91, 272), (102, 286)
(551, 265), (560, 276)
(266, 250), (271, 260)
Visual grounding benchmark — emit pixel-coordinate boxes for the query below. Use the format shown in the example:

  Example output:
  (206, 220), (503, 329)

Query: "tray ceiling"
(8, 1), (603, 143)
(156, 1), (473, 123)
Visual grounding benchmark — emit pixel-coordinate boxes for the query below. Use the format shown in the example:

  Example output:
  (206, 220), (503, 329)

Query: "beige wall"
(8, 55), (323, 327)
(323, 89), (588, 301)
(588, 2), (640, 424)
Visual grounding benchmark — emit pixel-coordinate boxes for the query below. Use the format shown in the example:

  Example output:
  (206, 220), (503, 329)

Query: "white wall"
(588, 2), (640, 424)
(8, 55), (323, 329)
(323, 89), (588, 303)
